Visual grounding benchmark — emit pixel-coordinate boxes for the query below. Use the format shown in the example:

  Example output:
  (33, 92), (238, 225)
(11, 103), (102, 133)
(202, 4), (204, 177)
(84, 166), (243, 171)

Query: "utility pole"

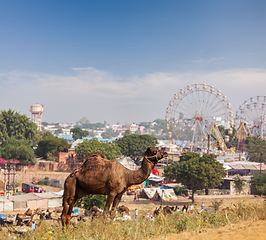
(207, 134), (210, 154)
(3, 163), (16, 199)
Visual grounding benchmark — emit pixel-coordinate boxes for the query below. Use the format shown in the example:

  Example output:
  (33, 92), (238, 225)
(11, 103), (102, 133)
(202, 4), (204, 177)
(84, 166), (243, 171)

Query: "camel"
(117, 205), (130, 215)
(61, 147), (167, 226)
(54, 207), (63, 218)
(153, 206), (161, 216)
(24, 208), (35, 220)
(88, 206), (102, 218)
(162, 205), (172, 215)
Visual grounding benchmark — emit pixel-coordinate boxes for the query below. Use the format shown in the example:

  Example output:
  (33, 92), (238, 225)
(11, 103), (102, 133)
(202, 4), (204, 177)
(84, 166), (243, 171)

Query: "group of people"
(181, 202), (205, 213)
(134, 192), (140, 201)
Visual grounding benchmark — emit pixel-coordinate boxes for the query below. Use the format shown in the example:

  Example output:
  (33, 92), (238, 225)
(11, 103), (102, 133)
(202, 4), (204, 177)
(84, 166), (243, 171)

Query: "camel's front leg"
(61, 195), (77, 227)
(104, 192), (116, 216)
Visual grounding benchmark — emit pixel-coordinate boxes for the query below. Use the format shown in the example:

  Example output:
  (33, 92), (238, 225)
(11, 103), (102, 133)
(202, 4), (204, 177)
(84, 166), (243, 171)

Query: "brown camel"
(24, 208), (35, 220)
(117, 205), (130, 215)
(61, 147), (167, 226)
(162, 205), (172, 215)
(54, 207), (63, 217)
(153, 206), (161, 216)
(88, 206), (102, 218)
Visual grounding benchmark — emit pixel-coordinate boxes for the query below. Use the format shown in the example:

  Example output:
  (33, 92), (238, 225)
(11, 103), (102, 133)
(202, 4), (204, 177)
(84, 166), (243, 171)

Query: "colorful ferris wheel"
(236, 96), (266, 138)
(165, 83), (233, 152)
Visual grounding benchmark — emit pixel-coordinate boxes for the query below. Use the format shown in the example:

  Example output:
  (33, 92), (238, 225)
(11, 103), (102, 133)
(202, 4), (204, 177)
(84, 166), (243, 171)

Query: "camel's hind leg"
(112, 190), (126, 209)
(61, 176), (78, 227)
(103, 192), (117, 216)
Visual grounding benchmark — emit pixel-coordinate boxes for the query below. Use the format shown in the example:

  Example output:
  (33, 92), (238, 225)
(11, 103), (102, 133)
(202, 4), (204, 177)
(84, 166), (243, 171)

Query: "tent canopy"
(148, 173), (164, 182)
(117, 157), (137, 170)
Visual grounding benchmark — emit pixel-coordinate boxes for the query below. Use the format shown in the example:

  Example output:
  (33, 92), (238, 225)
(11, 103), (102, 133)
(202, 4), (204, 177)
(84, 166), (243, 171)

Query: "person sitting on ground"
(31, 221), (35, 230)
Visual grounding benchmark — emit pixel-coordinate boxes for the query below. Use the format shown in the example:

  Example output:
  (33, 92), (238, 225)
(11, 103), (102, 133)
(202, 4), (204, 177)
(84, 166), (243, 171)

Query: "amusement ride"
(229, 96), (266, 152)
(165, 83), (234, 154)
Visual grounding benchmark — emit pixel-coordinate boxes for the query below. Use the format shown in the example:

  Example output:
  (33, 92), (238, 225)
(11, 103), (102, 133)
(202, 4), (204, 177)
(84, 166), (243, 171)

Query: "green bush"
(173, 185), (187, 195)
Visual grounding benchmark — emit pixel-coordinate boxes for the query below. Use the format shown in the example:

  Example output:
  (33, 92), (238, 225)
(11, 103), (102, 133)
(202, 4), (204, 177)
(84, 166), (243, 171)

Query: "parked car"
(34, 186), (46, 193)
(22, 183), (34, 193)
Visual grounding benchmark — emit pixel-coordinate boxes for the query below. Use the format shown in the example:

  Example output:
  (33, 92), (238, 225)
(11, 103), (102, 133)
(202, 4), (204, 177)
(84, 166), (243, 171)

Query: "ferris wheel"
(236, 96), (266, 138)
(165, 83), (233, 152)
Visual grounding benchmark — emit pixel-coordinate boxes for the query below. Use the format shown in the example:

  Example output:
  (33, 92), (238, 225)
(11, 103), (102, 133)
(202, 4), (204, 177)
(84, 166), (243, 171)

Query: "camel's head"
(144, 147), (168, 164)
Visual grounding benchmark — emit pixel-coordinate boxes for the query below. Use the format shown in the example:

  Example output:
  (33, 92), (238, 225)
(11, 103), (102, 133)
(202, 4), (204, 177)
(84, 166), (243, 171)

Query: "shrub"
(211, 199), (224, 212)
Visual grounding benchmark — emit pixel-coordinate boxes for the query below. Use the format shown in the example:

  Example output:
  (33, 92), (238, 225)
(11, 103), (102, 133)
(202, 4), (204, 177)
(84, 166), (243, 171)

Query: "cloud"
(190, 57), (224, 64)
(0, 67), (266, 124)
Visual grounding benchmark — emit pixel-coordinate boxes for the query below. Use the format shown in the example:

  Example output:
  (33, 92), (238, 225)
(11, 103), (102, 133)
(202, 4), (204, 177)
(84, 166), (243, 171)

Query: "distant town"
(41, 117), (168, 140)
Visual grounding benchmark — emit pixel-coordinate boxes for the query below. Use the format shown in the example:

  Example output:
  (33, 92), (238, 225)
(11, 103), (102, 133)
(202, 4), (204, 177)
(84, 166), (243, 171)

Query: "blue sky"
(0, 1), (266, 125)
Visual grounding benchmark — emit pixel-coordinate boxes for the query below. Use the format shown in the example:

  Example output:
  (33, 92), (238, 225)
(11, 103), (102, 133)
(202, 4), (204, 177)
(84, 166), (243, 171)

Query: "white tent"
(141, 187), (178, 201)
(53, 190), (64, 197)
(71, 139), (83, 148)
(0, 196), (13, 212)
(148, 173), (164, 182)
(34, 192), (63, 208)
(117, 157), (137, 170)
(10, 193), (47, 210)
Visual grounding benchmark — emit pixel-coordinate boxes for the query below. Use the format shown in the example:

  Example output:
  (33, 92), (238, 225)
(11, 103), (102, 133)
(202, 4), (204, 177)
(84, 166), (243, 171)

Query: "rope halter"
(141, 150), (158, 176)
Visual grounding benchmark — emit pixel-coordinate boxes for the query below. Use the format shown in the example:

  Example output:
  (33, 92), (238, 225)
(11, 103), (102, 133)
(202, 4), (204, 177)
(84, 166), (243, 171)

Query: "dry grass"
(2, 199), (264, 240)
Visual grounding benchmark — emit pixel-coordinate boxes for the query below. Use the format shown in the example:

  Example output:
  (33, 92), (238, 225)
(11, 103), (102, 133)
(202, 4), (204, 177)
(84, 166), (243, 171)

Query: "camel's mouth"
(157, 150), (168, 161)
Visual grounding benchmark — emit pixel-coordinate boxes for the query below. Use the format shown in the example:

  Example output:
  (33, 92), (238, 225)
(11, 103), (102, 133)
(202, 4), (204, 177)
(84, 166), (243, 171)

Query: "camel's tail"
(62, 174), (77, 207)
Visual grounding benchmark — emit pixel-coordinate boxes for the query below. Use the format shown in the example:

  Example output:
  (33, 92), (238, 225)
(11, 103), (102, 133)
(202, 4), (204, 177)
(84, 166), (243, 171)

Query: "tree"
(164, 152), (225, 203)
(123, 129), (131, 137)
(115, 134), (157, 159)
(139, 122), (151, 130)
(35, 135), (70, 159)
(101, 129), (119, 139)
(75, 138), (122, 160)
(0, 109), (42, 147)
(42, 122), (49, 126)
(55, 128), (63, 135)
(245, 136), (266, 189)
(152, 118), (166, 131)
(70, 127), (89, 141)
(76, 117), (91, 129)
(251, 172), (266, 195)
(245, 136), (266, 163)
(233, 175), (246, 194)
(76, 117), (105, 129)
(135, 129), (141, 135)
(0, 137), (36, 163)
(76, 195), (106, 210)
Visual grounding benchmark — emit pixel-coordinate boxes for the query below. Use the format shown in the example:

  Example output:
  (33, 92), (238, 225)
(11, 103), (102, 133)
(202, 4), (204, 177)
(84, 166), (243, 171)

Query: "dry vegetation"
(0, 195), (265, 240)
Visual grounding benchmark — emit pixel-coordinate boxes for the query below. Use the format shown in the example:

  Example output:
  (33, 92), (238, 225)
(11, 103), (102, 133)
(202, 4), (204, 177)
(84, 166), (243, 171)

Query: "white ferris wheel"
(236, 96), (266, 138)
(165, 83), (233, 151)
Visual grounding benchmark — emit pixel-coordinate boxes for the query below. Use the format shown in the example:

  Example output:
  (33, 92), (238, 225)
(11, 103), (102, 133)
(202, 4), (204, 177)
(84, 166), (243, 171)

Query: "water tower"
(30, 103), (44, 131)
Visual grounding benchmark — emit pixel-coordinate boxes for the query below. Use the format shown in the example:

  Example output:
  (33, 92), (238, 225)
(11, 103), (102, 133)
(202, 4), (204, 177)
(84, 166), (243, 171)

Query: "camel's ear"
(146, 147), (152, 153)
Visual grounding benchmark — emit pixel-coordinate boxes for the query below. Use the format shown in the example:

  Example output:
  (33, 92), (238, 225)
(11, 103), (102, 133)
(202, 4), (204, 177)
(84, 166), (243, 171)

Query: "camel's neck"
(127, 157), (155, 186)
